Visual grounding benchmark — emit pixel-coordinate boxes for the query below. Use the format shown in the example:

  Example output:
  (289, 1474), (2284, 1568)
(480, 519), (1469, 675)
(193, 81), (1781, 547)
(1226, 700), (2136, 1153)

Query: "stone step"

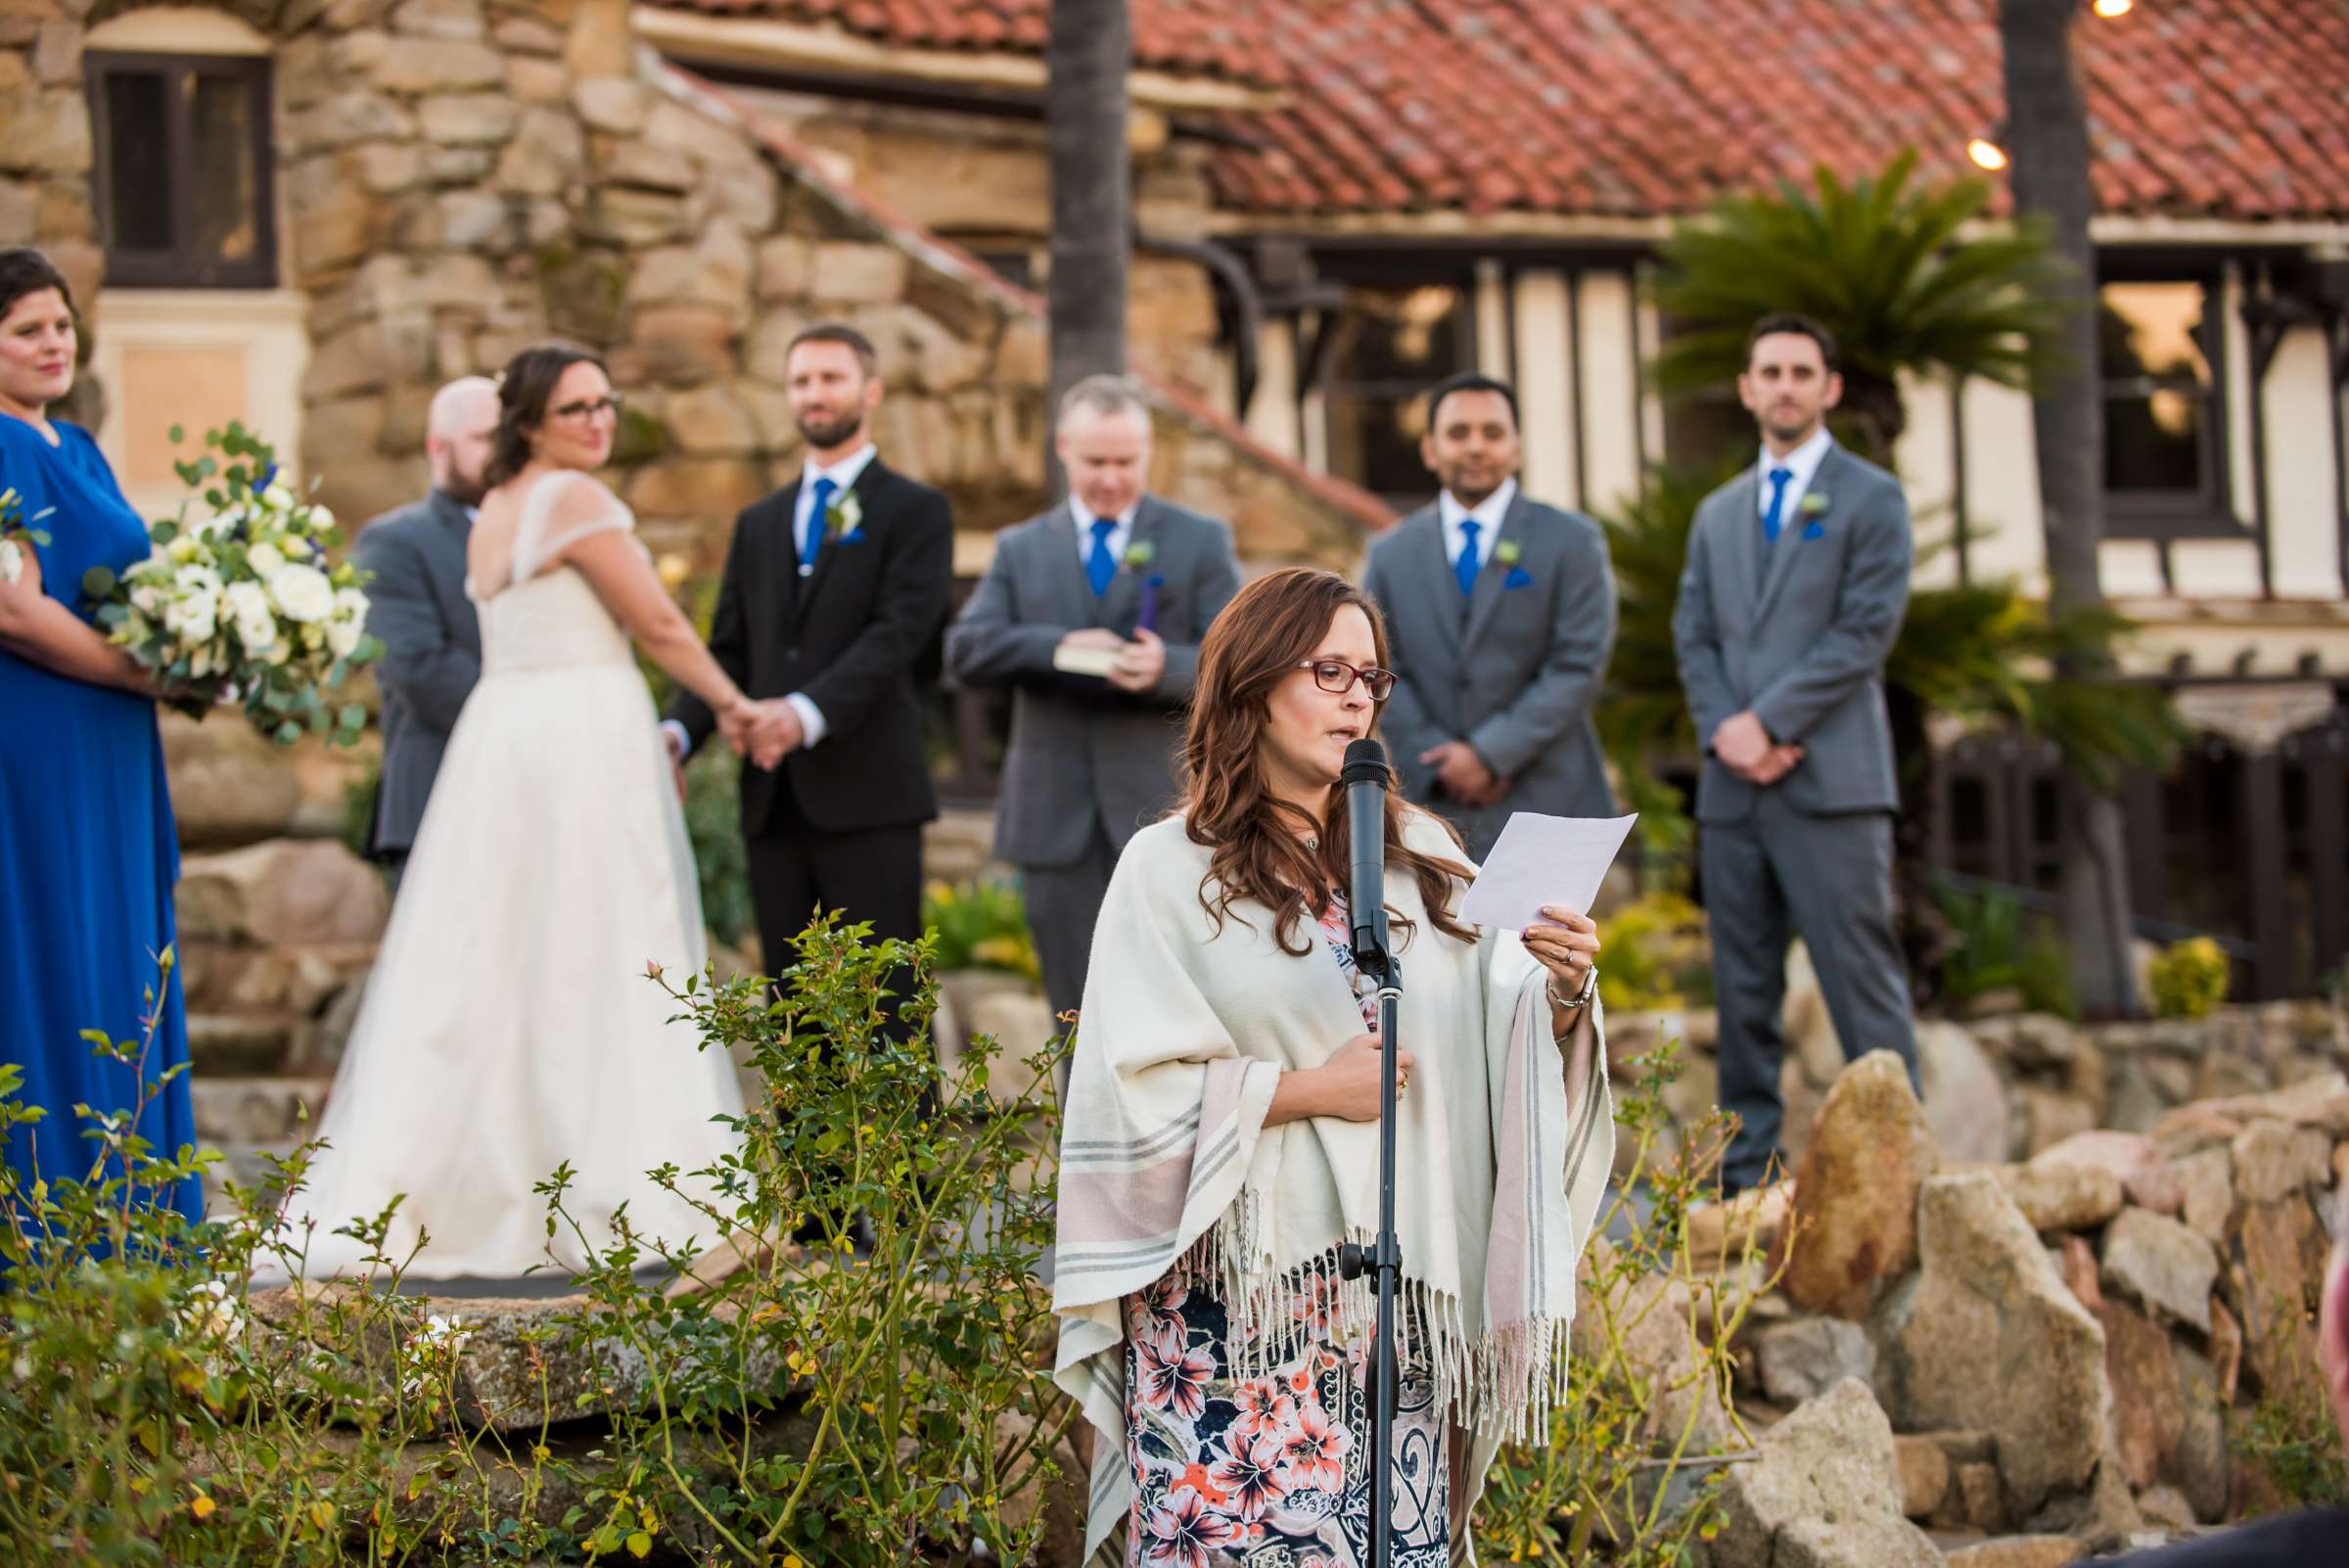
(191, 1075), (335, 1144)
(187, 1013), (298, 1077)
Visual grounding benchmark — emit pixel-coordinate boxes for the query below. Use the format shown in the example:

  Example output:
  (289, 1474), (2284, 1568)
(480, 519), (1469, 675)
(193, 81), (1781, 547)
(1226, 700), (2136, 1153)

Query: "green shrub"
(1594, 893), (1713, 1014)
(683, 746), (757, 952)
(1934, 883), (2078, 1019)
(1474, 1045), (1771, 1562)
(923, 878), (1040, 983)
(2147, 936), (2231, 1021)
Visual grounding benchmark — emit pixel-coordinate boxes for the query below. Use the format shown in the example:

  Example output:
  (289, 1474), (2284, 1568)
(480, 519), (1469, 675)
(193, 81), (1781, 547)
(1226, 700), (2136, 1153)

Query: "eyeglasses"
(1296, 659), (1396, 703)
(550, 393), (623, 423)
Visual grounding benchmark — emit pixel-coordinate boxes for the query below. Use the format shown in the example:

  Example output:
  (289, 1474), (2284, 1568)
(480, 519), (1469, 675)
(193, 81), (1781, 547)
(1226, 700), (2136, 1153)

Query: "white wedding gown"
(268, 471), (746, 1281)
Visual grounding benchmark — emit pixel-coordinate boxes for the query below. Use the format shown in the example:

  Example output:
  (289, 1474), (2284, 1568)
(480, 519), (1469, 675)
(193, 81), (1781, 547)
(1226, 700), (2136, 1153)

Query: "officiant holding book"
(944, 374), (1241, 1025)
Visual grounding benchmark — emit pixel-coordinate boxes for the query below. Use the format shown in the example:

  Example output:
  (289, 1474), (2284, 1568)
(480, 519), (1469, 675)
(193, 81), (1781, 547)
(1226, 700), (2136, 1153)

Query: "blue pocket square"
(1800, 521), (1825, 542)
(1502, 565), (1535, 589)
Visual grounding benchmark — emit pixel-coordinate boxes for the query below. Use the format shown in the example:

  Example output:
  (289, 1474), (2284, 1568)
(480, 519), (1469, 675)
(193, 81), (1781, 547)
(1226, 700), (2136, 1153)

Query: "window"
(2099, 275), (2238, 535)
(1320, 280), (1473, 506)
(86, 53), (275, 289)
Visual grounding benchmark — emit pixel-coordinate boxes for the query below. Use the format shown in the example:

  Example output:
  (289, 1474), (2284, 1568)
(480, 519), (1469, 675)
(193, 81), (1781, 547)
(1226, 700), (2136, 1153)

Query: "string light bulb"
(2093, 0), (2133, 17)
(1966, 137), (2009, 171)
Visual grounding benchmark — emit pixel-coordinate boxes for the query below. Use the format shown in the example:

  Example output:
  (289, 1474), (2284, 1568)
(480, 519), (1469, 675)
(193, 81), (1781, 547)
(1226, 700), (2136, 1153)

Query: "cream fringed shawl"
(1050, 810), (1615, 1567)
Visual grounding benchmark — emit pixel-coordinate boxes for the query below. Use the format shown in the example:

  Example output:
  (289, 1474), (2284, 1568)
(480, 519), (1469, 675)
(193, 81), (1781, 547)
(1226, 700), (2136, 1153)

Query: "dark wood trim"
(2304, 724), (2349, 996)
(1567, 268), (1589, 515)
(84, 50), (277, 290)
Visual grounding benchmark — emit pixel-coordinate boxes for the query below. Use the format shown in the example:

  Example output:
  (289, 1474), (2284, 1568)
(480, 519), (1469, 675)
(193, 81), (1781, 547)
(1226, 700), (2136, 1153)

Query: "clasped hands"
(1420, 739), (1502, 807)
(1056, 626), (1167, 694)
(1711, 710), (1805, 787)
(718, 697), (804, 770)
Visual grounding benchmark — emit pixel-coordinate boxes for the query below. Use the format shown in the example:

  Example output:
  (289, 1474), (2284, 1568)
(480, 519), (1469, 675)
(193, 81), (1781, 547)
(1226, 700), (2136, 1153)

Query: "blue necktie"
(1762, 466), (1793, 544)
(1085, 517), (1117, 597)
(1454, 518), (1482, 597)
(802, 476), (836, 572)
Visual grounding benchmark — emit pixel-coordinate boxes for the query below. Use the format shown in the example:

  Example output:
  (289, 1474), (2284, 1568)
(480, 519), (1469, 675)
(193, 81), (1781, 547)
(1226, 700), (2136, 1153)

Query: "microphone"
(1341, 737), (1392, 978)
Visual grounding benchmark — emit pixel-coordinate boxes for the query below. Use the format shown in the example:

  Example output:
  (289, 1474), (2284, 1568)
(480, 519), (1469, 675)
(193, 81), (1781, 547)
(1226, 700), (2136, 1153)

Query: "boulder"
(2031, 1130), (2185, 1215)
(2020, 1087), (2100, 1159)
(2229, 1120), (2332, 1204)
(2223, 1194), (2330, 1395)
(178, 839), (392, 947)
(1893, 1433), (1949, 1519)
(1919, 1019), (2011, 1166)
(1703, 1378), (1941, 1568)
(2168, 1344), (2232, 1522)
(1872, 1174), (2108, 1515)
(2133, 1484), (2196, 1532)
(1996, 1160), (2124, 1233)
(1753, 1315), (1876, 1407)
(2097, 1299), (2184, 1489)
(2170, 1148), (2234, 1245)
(1773, 1050), (1939, 1318)
(2099, 1207), (2217, 1332)
(162, 714), (303, 849)
(1685, 1180), (1790, 1273)
(1943, 1539), (2084, 1568)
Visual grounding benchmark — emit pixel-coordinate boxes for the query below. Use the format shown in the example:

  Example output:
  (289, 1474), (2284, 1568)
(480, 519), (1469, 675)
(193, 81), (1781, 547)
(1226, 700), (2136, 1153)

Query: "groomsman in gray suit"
(945, 374), (1242, 1024)
(349, 376), (499, 895)
(1673, 314), (1918, 1195)
(1362, 371), (1617, 861)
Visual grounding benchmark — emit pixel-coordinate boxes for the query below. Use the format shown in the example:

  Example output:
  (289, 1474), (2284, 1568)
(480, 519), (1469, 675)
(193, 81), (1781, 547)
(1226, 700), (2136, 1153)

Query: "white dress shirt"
(1756, 428), (1833, 534)
(1438, 475), (1516, 573)
(659, 444), (877, 761)
(1069, 494), (1139, 570)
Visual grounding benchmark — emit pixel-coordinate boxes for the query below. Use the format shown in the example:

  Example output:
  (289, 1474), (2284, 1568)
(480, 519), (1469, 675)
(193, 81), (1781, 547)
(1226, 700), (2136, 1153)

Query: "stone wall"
(0, 0), (1384, 576)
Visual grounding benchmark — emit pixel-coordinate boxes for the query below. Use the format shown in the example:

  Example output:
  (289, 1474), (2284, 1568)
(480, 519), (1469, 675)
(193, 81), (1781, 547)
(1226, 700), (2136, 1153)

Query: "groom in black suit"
(663, 322), (953, 977)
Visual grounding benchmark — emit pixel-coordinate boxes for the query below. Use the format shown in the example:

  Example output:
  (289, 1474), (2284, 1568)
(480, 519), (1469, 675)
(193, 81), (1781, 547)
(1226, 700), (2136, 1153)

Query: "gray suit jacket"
(1672, 442), (1912, 824)
(1361, 490), (1618, 852)
(945, 496), (1241, 868)
(350, 489), (481, 854)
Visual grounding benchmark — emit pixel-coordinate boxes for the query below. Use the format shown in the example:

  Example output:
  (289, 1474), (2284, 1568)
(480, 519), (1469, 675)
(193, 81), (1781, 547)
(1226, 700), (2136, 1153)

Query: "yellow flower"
(190, 1493), (217, 1520)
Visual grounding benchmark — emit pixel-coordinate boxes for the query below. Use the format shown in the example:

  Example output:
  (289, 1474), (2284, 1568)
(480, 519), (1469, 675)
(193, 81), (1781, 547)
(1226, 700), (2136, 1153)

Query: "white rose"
(164, 590), (219, 643)
(261, 483), (296, 513)
(224, 580), (277, 651)
(260, 638), (291, 666)
(169, 534), (203, 564)
(179, 565), (224, 599)
(131, 583), (163, 615)
(333, 586), (369, 623)
(189, 646), (214, 678)
(327, 617), (362, 659)
(265, 562), (335, 623)
(248, 541), (287, 578)
(306, 504), (337, 533)
(0, 539), (21, 585)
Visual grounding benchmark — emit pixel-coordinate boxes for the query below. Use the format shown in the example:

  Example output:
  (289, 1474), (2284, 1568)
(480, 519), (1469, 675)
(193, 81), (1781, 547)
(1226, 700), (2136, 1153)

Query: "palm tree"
(1044, 0), (1131, 496)
(1652, 149), (2067, 466)
(1999, 0), (2140, 1018)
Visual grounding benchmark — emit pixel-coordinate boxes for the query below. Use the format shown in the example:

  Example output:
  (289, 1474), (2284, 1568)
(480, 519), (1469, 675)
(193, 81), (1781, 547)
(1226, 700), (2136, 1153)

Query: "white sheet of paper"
(1458, 811), (1638, 931)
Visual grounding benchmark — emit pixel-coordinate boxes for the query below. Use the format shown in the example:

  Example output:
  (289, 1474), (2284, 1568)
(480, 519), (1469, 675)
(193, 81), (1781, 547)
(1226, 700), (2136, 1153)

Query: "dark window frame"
(2097, 264), (2245, 542)
(1312, 261), (1482, 510)
(85, 51), (277, 290)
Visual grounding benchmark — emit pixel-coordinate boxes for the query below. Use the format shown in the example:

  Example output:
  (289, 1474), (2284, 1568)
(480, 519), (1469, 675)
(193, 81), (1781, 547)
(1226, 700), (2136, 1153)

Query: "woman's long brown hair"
(1178, 567), (1477, 956)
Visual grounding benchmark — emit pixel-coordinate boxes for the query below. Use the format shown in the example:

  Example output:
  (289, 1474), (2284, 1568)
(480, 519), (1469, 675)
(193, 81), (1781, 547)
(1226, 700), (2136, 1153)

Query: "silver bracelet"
(1545, 966), (1596, 1013)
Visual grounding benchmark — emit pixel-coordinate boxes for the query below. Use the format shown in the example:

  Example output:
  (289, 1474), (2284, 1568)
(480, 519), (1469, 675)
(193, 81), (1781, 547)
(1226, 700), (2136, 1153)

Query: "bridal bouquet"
(86, 422), (382, 746)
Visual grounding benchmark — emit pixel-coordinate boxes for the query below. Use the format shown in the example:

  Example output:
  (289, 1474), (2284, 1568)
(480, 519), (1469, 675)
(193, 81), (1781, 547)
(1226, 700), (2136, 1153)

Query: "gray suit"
(1673, 441), (1917, 1191)
(1361, 490), (1617, 859)
(350, 490), (481, 881)
(945, 496), (1241, 1021)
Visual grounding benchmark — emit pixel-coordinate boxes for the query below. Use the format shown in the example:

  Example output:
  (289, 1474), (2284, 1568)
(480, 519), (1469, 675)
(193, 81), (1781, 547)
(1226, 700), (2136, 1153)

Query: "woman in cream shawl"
(1052, 568), (1615, 1568)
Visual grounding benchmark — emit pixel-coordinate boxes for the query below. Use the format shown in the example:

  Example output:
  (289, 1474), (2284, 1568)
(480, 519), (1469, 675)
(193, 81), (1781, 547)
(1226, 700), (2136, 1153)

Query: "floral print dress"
(1119, 893), (1450, 1568)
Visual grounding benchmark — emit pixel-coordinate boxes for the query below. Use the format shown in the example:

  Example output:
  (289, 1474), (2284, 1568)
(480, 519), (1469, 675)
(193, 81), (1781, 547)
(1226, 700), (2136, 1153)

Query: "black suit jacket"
(349, 489), (481, 854)
(666, 456), (953, 837)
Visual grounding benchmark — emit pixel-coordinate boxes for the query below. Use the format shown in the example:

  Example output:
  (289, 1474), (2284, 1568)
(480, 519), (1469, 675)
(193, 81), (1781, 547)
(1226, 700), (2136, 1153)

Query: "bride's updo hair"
(484, 343), (607, 488)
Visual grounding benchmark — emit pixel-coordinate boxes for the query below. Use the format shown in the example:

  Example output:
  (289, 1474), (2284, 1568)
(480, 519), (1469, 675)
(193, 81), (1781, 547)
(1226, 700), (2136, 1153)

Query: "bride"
(270, 346), (776, 1282)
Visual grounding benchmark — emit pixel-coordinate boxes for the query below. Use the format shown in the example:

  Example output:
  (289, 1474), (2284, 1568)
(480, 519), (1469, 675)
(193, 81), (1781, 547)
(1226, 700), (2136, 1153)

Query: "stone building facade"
(0, 0), (1384, 585)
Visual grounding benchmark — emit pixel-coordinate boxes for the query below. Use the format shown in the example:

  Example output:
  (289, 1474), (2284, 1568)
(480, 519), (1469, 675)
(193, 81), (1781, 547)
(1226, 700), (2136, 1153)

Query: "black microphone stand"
(1337, 744), (1404, 1568)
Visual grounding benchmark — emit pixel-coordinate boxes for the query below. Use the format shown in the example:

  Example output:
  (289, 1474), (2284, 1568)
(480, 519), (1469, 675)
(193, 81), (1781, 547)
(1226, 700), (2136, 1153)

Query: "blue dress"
(0, 416), (204, 1227)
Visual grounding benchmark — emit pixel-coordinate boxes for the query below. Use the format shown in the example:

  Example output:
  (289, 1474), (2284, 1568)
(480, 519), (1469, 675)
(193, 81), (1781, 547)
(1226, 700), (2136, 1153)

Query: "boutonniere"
(1493, 539), (1523, 567)
(825, 488), (864, 541)
(1799, 492), (1829, 516)
(1122, 539), (1156, 572)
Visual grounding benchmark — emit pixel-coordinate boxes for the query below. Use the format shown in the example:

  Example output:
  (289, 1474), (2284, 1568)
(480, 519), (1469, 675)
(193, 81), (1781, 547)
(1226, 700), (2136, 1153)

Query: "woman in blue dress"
(0, 247), (204, 1229)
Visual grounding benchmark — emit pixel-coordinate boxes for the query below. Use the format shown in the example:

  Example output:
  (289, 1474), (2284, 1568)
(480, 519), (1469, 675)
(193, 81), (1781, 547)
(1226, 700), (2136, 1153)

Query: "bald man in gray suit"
(1675, 314), (1917, 1195)
(946, 376), (1241, 1026)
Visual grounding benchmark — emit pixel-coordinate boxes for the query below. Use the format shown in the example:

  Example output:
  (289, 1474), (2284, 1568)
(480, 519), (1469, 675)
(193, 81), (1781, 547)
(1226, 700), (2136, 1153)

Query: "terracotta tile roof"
(639, 0), (2349, 221)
